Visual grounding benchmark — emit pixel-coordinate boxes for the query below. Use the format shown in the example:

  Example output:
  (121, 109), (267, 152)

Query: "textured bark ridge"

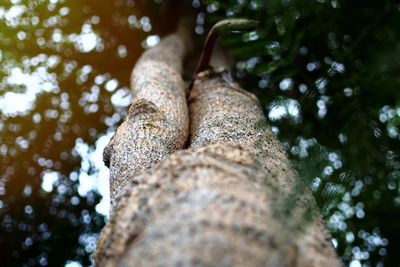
(187, 68), (341, 266)
(103, 32), (189, 204)
(94, 65), (342, 266)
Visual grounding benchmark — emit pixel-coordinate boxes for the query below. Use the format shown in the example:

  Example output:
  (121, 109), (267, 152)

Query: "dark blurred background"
(0, 0), (399, 266)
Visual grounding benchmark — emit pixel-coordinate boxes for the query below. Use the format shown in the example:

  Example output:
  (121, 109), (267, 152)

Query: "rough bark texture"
(103, 30), (189, 204)
(94, 31), (342, 266)
(187, 68), (341, 266)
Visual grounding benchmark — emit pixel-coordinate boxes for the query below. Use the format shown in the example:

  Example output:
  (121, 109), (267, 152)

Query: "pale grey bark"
(94, 25), (342, 267)
(103, 31), (189, 205)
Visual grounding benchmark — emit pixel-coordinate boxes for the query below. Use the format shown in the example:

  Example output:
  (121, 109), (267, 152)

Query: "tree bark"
(103, 26), (190, 205)
(94, 27), (342, 266)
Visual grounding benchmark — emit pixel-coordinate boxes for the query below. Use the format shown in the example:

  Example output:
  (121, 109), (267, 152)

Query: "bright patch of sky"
(142, 34), (160, 49)
(140, 16), (151, 32)
(111, 87), (131, 107)
(146, 35), (160, 47)
(118, 45), (127, 58)
(0, 67), (57, 115)
(317, 96), (330, 118)
(268, 98), (300, 122)
(76, 24), (98, 53)
(332, 238), (338, 248)
(331, 61), (345, 73)
(2, 5), (26, 27)
(41, 171), (59, 192)
(349, 260), (361, 267)
(65, 261), (82, 267)
(291, 137), (318, 159)
(73, 133), (113, 217)
(279, 78), (293, 91)
(105, 79), (118, 92)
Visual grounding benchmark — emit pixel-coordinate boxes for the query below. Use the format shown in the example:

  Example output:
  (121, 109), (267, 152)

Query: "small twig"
(189, 19), (259, 89)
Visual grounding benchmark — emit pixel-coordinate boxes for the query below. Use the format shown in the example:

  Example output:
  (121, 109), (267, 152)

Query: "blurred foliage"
(0, 0), (399, 266)
(201, 0), (400, 266)
(0, 0), (158, 266)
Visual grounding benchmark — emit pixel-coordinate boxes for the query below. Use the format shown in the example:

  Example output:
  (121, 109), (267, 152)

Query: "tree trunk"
(94, 26), (342, 266)
(103, 26), (190, 205)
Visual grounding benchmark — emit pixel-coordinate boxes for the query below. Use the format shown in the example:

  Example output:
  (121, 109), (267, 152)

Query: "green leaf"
(254, 59), (286, 74)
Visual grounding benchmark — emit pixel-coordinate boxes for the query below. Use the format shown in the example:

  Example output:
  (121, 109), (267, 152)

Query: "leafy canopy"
(0, 0), (399, 266)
